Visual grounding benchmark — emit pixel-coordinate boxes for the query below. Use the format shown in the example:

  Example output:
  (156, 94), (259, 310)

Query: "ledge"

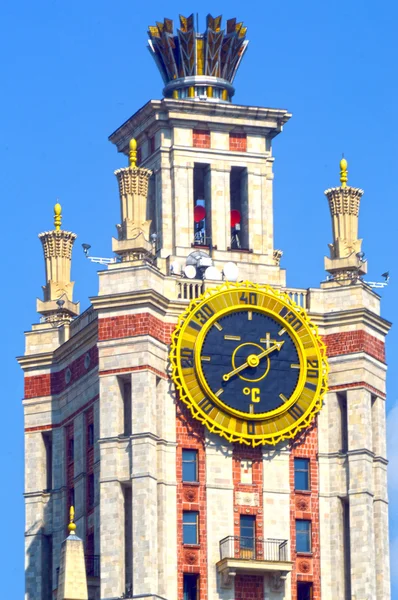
(216, 557), (293, 589)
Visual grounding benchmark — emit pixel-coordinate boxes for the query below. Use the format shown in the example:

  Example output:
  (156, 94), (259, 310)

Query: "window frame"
(182, 449), (198, 483)
(296, 519), (311, 553)
(183, 511), (199, 545)
(294, 457), (310, 491)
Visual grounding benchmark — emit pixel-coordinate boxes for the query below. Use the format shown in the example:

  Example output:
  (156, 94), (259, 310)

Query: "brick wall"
(193, 130), (211, 149)
(232, 446), (264, 600)
(323, 330), (385, 363)
(98, 313), (175, 344)
(235, 574), (264, 599)
(24, 345), (98, 399)
(176, 402), (208, 600)
(289, 424), (321, 600)
(229, 132), (247, 152)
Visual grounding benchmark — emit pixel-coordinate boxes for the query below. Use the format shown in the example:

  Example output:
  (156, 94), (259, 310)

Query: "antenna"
(364, 271), (390, 289)
(81, 243), (118, 266)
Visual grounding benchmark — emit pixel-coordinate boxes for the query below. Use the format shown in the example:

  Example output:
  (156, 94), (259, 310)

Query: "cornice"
(310, 306), (391, 337)
(109, 98), (291, 154)
(90, 288), (186, 320)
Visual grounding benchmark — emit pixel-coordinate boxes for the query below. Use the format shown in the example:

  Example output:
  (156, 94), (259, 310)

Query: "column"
(372, 395), (390, 599)
(247, 167), (273, 256)
(99, 480), (125, 598)
(131, 369), (159, 597)
(347, 388), (376, 599)
(172, 163), (194, 251)
(209, 164), (230, 252)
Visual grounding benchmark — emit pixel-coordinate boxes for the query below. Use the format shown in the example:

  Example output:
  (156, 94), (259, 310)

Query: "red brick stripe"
(329, 382), (386, 399)
(323, 331), (385, 363)
(98, 313), (175, 344)
(176, 403), (208, 599)
(193, 130), (211, 149)
(99, 365), (168, 380)
(233, 445), (264, 599)
(290, 424), (321, 600)
(24, 346), (98, 399)
(229, 132), (247, 152)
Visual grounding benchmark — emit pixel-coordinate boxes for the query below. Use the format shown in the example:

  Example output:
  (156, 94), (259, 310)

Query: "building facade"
(19, 14), (391, 600)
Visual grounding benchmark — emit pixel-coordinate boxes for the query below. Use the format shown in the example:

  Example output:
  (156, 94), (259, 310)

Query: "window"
(183, 573), (198, 600)
(42, 432), (52, 492)
(183, 511), (199, 545)
(193, 163), (211, 246)
(240, 515), (255, 551)
(87, 423), (94, 448)
(338, 392), (348, 453)
(88, 473), (95, 509)
(294, 458), (310, 491)
(297, 582), (313, 600)
(68, 438), (74, 463)
(296, 520), (311, 553)
(69, 487), (75, 508)
(182, 449), (198, 482)
(230, 167), (248, 249)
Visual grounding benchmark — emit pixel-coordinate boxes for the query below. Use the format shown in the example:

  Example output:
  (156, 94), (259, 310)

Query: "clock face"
(170, 283), (328, 446)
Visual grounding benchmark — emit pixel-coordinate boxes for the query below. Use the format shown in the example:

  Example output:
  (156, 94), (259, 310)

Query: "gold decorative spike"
(340, 156), (348, 188)
(68, 505), (77, 535)
(54, 202), (62, 231)
(129, 138), (137, 168)
(173, 90), (179, 99)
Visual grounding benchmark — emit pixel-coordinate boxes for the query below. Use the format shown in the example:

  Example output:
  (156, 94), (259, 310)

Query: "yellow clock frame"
(170, 282), (328, 446)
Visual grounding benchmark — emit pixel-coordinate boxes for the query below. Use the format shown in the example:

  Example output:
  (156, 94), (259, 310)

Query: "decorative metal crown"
(148, 14), (249, 102)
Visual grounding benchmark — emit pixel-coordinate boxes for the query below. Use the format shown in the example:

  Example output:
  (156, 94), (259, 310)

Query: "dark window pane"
(182, 449), (198, 482)
(298, 582), (313, 600)
(240, 515), (255, 546)
(294, 458), (310, 491)
(183, 574), (198, 600)
(183, 512), (198, 545)
(87, 423), (94, 447)
(296, 520), (311, 553)
(88, 474), (95, 508)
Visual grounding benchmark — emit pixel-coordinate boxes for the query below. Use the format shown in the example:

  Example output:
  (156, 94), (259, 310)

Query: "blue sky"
(1, 0), (397, 596)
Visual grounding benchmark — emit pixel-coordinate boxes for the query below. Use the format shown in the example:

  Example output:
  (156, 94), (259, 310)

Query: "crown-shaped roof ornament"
(148, 14), (249, 103)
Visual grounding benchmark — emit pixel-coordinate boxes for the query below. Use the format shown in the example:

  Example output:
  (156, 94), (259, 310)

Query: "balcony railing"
(85, 554), (100, 578)
(219, 536), (288, 562)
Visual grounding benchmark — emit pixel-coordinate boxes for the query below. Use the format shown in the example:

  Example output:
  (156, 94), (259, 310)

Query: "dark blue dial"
(199, 310), (300, 415)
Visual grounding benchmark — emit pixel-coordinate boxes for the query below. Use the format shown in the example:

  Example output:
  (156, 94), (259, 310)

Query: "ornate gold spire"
(129, 138), (137, 168)
(112, 146), (153, 262)
(324, 157), (367, 281)
(54, 202), (62, 230)
(37, 204), (80, 322)
(68, 505), (77, 535)
(340, 156), (348, 188)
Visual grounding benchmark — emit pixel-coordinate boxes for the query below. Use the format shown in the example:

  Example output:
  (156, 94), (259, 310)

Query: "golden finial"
(340, 155), (348, 188)
(54, 202), (62, 231)
(129, 138), (137, 168)
(68, 505), (77, 535)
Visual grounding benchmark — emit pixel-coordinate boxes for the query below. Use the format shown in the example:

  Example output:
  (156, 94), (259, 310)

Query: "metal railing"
(176, 279), (205, 300)
(69, 306), (97, 336)
(85, 554), (100, 577)
(219, 536), (288, 562)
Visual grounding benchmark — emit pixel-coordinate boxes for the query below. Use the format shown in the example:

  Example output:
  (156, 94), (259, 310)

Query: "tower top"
(340, 156), (348, 188)
(148, 14), (249, 103)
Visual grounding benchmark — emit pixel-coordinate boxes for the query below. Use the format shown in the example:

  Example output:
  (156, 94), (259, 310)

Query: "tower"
(19, 13), (391, 600)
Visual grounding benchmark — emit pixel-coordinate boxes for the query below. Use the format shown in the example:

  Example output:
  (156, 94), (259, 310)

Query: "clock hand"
(222, 341), (285, 382)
